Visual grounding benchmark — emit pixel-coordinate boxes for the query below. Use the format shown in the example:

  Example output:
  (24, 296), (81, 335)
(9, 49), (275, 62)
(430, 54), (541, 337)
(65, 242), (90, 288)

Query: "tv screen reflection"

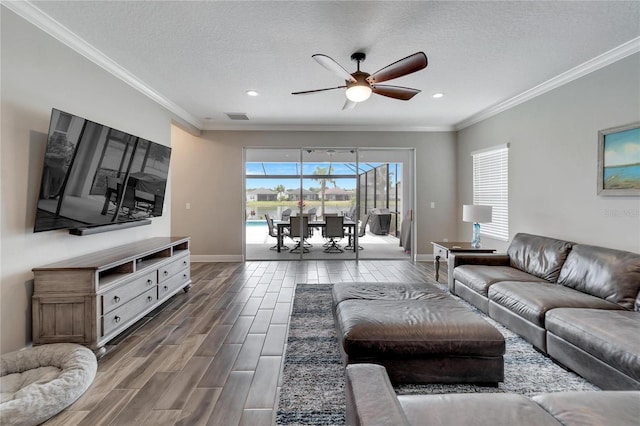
(34, 109), (171, 233)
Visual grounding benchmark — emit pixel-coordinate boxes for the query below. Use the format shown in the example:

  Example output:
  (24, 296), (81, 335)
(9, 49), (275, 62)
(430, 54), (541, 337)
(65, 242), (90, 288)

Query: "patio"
(245, 220), (410, 260)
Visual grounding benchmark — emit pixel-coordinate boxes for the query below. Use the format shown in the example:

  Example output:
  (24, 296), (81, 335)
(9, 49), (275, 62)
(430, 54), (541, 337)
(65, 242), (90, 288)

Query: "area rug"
(275, 283), (599, 426)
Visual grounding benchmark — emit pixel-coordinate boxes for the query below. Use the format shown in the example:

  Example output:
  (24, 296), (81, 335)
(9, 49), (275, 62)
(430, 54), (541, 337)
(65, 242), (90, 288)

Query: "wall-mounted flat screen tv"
(34, 108), (171, 233)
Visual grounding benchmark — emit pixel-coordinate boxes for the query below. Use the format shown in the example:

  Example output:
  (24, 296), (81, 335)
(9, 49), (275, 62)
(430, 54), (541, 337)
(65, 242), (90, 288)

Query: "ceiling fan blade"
(366, 52), (428, 84)
(312, 54), (357, 83)
(372, 85), (421, 100)
(292, 86), (346, 95)
(342, 99), (357, 110)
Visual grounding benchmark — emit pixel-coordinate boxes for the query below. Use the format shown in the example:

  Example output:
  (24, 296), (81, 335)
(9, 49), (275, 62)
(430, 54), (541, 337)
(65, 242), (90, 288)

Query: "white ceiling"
(10, 1), (640, 131)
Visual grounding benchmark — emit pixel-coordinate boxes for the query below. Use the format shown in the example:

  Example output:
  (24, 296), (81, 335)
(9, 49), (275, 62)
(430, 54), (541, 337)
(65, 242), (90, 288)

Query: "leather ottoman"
(332, 283), (505, 384)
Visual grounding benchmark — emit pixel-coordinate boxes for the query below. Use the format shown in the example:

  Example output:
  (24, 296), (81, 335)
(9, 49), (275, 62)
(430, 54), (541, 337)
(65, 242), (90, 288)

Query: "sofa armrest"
(345, 364), (411, 426)
(447, 253), (511, 292)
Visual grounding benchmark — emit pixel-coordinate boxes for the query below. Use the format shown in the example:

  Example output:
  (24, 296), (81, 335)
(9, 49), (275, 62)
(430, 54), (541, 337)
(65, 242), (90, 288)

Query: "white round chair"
(1, 343), (97, 426)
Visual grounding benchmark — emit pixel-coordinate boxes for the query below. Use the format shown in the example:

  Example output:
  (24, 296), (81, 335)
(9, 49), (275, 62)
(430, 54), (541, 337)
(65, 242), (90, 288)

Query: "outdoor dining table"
(275, 219), (357, 253)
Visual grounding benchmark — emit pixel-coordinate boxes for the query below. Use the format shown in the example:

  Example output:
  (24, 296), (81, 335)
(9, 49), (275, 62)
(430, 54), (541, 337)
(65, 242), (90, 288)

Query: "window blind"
(472, 145), (509, 241)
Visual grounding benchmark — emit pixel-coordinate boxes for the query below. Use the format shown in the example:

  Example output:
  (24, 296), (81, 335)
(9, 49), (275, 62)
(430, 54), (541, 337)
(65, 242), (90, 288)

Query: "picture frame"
(597, 122), (640, 196)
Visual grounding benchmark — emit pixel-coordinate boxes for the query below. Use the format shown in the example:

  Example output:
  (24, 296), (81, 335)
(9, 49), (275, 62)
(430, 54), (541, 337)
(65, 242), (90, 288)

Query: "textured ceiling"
(19, 1), (640, 130)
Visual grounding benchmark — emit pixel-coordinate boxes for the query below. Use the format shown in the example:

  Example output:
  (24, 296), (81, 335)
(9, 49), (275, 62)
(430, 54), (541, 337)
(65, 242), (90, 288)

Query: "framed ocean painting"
(597, 122), (640, 196)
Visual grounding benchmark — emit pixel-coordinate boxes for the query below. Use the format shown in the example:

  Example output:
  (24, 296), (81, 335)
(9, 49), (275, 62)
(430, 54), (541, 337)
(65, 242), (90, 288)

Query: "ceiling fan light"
(345, 85), (372, 102)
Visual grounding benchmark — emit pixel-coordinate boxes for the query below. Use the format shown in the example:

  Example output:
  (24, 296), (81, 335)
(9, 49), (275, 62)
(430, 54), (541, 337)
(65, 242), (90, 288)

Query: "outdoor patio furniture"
(265, 213), (288, 251)
(307, 207), (317, 221)
(289, 216), (310, 253)
(369, 208), (391, 235)
(323, 215), (345, 253)
(346, 214), (370, 251)
(321, 213), (339, 246)
(344, 206), (357, 221)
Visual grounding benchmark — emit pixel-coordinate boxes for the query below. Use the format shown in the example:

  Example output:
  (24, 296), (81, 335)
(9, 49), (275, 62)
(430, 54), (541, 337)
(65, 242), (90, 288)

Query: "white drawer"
(433, 246), (449, 260)
(101, 270), (156, 314)
(102, 287), (157, 336)
(158, 253), (190, 283)
(158, 268), (190, 300)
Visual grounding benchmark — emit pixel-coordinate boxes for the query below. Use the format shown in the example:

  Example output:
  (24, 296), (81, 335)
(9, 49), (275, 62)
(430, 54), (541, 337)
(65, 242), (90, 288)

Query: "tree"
(312, 165), (336, 217)
(274, 184), (286, 199)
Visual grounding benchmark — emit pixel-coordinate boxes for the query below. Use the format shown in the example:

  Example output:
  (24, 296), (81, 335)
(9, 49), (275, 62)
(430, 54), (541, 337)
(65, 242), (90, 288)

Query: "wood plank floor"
(45, 260), (439, 426)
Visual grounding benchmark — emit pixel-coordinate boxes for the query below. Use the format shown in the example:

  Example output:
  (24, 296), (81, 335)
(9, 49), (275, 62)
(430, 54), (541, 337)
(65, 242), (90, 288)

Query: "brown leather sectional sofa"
(448, 233), (640, 390)
(346, 363), (640, 426)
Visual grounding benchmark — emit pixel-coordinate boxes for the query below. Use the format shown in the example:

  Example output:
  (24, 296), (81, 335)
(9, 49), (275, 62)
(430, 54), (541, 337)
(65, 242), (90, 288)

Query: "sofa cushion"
(453, 265), (546, 297)
(545, 309), (640, 382)
(507, 233), (574, 282)
(488, 281), (622, 327)
(532, 391), (640, 426)
(557, 244), (640, 310)
(398, 393), (560, 426)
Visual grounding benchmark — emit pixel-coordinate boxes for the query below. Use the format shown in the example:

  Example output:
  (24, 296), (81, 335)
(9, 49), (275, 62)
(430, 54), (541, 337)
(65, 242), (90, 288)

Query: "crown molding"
(2, 0), (203, 130)
(6, 1), (637, 135)
(455, 36), (640, 131)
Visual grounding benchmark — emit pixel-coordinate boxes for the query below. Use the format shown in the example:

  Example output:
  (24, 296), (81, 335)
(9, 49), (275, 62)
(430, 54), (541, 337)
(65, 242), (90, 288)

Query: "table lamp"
(462, 205), (493, 248)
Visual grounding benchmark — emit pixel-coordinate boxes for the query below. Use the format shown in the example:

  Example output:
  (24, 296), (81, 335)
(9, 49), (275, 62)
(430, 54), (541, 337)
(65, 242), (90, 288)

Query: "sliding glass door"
(357, 149), (413, 259)
(244, 147), (414, 261)
(299, 148), (357, 260)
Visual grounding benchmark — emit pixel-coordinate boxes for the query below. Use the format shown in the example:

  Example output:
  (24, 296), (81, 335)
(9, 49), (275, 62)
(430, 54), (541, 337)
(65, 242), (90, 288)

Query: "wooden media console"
(32, 236), (191, 356)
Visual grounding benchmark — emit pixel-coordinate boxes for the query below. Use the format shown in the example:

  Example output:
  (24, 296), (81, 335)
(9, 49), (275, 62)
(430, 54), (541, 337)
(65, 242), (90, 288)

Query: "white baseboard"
(190, 254), (244, 263)
(191, 254), (442, 263)
(415, 254), (441, 262)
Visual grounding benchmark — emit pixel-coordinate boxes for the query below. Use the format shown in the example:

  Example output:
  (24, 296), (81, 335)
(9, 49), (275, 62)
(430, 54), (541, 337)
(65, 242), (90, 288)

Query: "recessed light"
(246, 90), (259, 97)
(432, 92), (444, 99)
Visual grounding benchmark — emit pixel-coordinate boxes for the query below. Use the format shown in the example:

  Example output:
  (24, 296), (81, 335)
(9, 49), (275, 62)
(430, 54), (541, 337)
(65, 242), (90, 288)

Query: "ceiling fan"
(292, 51), (428, 110)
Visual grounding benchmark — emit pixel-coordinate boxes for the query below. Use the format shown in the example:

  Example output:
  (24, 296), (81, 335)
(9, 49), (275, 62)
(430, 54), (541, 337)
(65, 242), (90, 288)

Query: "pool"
(246, 220), (267, 227)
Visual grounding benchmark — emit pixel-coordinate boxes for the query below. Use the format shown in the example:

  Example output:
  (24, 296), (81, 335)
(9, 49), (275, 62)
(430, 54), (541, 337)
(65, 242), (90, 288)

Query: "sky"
(246, 177), (356, 191)
(604, 127), (640, 167)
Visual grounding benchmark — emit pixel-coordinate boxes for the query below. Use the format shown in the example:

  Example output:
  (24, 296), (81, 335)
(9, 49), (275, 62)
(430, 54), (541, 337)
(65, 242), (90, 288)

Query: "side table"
(431, 242), (496, 282)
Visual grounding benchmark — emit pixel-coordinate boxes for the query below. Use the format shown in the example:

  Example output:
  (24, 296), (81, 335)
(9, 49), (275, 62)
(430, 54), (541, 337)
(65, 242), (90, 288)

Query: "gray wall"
(170, 128), (458, 259)
(1, 8), (176, 353)
(457, 53), (640, 253)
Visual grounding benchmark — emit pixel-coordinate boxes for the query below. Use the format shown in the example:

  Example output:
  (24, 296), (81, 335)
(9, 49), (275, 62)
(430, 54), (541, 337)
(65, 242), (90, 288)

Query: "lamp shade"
(462, 204), (492, 223)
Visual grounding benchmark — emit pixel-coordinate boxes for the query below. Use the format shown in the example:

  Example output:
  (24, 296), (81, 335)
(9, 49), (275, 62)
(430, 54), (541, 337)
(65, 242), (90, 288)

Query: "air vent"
(225, 112), (249, 120)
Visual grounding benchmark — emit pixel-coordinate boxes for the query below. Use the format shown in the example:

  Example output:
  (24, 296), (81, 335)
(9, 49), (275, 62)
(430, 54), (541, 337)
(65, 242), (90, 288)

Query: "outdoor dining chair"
(289, 215), (310, 253)
(265, 213), (289, 251)
(323, 215), (345, 253)
(345, 214), (370, 251)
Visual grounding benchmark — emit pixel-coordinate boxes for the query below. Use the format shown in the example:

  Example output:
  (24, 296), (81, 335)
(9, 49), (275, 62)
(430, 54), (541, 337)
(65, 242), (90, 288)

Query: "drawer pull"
(147, 279), (153, 286)
(183, 260), (187, 266)
(183, 273), (187, 279)
(113, 296), (121, 303)
(114, 316), (121, 324)
(164, 270), (169, 277)
(147, 296), (153, 302)
(163, 285), (168, 291)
